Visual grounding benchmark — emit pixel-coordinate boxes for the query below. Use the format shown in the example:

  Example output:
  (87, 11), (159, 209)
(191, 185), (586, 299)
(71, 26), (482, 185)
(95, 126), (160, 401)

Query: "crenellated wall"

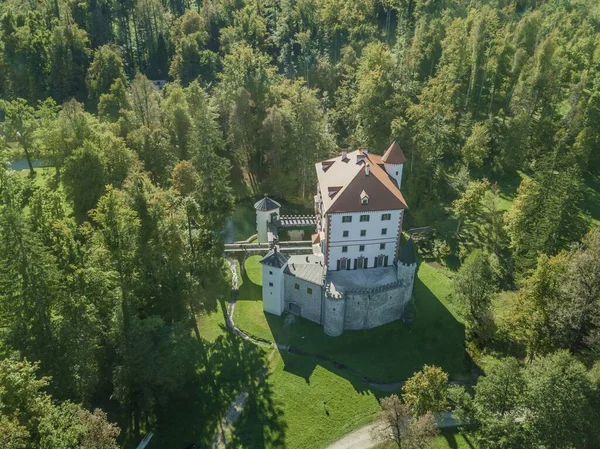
(323, 285), (345, 337)
(268, 259), (417, 336)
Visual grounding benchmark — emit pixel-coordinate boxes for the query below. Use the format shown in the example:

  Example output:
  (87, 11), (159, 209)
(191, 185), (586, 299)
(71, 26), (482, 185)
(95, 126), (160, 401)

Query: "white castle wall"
(326, 210), (403, 271)
(262, 262), (286, 315)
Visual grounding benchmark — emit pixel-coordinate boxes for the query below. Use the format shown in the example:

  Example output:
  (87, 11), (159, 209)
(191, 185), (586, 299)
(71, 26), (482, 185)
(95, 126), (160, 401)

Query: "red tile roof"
(315, 147), (408, 214)
(381, 141), (406, 164)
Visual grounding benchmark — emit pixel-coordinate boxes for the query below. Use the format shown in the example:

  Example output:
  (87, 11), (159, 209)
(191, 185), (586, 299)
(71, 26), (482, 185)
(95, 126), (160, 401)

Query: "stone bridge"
(223, 240), (313, 256)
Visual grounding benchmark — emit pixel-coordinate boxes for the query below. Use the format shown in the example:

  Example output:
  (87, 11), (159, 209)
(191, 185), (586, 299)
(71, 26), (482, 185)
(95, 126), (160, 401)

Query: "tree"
(453, 250), (496, 343)
(129, 73), (161, 129)
(61, 141), (107, 222)
(567, 228), (600, 352)
(86, 45), (128, 106)
(0, 98), (58, 176)
(402, 365), (448, 417)
(462, 122), (490, 168)
(47, 21), (91, 103)
(524, 351), (594, 449)
(372, 394), (438, 449)
(262, 80), (335, 198)
(470, 357), (530, 449)
(0, 357), (119, 449)
(505, 168), (587, 271)
(506, 254), (571, 360)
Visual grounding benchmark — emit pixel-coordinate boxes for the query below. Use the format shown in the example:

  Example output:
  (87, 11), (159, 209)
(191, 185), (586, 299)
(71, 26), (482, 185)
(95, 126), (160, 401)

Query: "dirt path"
(325, 424), (378, 449)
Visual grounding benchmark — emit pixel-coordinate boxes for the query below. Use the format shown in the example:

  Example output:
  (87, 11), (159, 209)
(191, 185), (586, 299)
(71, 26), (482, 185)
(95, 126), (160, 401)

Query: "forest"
(1, 0), (600, 448)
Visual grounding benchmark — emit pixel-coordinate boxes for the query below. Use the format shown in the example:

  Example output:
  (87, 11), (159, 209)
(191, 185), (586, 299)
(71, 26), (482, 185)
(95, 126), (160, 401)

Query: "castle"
(256, 142), (417, 336)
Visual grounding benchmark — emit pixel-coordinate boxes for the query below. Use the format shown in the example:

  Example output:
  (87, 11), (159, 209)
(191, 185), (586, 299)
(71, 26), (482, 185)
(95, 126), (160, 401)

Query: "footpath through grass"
(235, 255), (471, 383)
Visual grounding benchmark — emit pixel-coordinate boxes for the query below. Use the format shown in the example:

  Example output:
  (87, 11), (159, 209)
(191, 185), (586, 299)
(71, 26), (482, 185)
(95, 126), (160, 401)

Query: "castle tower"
(381, 141), (407, 188)
(254, 195), (281, 244)
(323, 283), (346, 336)
(396, 238), (417, 304)
(259, 246), (289, 316)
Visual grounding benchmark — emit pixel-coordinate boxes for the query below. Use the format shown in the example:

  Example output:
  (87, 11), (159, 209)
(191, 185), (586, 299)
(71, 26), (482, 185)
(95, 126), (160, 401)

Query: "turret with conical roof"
(260, 246), (288, 315)
(255, 194), (281, 243)
(382, 141), (406, 188)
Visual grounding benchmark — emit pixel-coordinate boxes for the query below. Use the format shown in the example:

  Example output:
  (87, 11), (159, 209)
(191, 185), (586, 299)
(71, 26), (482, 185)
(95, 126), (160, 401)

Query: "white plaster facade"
(261, 257), (286, 315)
(324, 209), (403, 271)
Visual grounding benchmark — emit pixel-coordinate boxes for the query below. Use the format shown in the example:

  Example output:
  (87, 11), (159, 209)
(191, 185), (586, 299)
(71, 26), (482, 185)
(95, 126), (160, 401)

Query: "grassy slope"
(232, 350), (382, 449)
(235, 256), (470, 383)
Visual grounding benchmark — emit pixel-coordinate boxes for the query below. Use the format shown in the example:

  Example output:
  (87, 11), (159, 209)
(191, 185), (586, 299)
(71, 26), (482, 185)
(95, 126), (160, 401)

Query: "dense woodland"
(1, 0), (600, 447)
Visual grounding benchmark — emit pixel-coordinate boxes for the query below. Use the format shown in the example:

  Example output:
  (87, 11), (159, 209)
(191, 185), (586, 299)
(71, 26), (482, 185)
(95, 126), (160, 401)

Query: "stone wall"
(323, 291), (345, 337)
(279, 262), (417, 336)
(283, 276), (323, 324)
(345, 285), (408, 330)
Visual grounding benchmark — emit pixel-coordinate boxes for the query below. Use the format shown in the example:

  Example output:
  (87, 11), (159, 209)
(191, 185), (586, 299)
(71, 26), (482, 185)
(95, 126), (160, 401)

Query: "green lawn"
(235, 256), (471, 384)
(16, 165), (58, 189)
(231, 350), (381, 449)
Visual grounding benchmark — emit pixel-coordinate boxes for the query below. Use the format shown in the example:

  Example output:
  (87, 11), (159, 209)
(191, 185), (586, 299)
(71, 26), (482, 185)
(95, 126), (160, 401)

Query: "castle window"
(396, 171), (399, 175)
(342, 246), (348, 253)
(380, 243), (386, 250)
(342, 216), (352, 223)
(381, 213), (391, 221)
(360, 230), (366, 237)
(294, 283), (300, 290)
(359, 245), (365, 251)
(269, 282), (273, 287)
(343, 230), (349, 237)
(269, 271), (273, 275)
(361, 197), (369, 205)
(307, 287), (313, 295)
(360, 215), (370, 222)
(381, 228), (388, 235)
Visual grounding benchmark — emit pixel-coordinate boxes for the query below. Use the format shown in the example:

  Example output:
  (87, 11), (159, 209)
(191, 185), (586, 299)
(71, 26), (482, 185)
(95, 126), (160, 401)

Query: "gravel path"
(325, 424), (378, 449)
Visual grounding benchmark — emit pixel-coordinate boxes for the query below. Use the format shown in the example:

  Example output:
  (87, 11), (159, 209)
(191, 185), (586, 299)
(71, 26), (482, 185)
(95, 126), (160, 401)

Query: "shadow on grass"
(234, 261), (476, 388)
(149, 330), (286, 449)
(229, 371), (288, 448)
(441, 428), (478, 449)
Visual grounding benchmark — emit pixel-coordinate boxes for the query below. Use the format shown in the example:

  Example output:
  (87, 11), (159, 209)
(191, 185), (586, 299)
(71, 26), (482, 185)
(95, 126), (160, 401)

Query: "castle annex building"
(256, 142), (417, 336)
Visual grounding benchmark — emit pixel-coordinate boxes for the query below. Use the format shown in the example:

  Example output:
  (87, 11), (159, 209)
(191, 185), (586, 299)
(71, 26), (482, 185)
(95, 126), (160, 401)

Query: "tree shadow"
(440, 428), (477, 449)
(149, 331), (284, 449)
(228, 368), (288, 448)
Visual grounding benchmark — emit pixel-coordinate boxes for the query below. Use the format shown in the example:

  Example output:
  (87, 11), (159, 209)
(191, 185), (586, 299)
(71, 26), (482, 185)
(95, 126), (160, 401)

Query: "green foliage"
(0, 357), (120, 449)
(2, 1), (600, 447)
(453, 250), (496, 344)
(402, 365), (449, 417)
(505, 168), (587, 270)
(86, 45), (127, 105)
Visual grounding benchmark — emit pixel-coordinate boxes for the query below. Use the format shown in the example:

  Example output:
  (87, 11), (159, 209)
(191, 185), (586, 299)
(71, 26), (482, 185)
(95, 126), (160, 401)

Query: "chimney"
(365, 164), (370, 176)
(341, 149), (348, 160)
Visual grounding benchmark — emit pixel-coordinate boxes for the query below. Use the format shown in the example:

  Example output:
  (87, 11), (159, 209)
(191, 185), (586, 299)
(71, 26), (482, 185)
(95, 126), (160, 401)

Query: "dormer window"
(360, 190), (369, 205)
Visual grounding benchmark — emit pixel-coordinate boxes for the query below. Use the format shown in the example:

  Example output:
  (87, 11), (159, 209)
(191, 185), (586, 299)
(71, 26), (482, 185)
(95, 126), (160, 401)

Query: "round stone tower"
(396, 238), (417, 304)
(323, 284), (346, 337)
(254, 195), (281, 244)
